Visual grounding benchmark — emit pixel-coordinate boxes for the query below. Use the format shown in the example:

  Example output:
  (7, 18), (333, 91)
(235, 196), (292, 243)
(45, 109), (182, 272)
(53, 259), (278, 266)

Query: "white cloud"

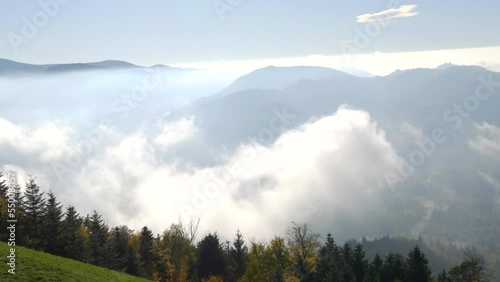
(469, 123), (500, 160)
(154, 117), (197, 148)
(59, 107), (401, 240)
(357, 5), (419, 23)
(0, 118), (74, 162)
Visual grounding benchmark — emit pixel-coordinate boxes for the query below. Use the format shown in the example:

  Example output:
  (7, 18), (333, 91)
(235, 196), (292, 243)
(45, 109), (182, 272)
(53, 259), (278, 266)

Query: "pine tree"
(139, 226), (155, 279)
(42, 191), (63, 255)
(86, 211), (109, 267)
(22, 176), (46, 250)
(341, 242), (354, 281)
(316, 233), (341, 281)
(60, 205), (85, 260)
(381, 253), (406, 282)
(109, 226), (139, 275)
(126, 238), (140, 276)
(229, 229), (247, 281)
(364, 253), (383, 282)
(197, 233), (226, 280)
(110, 226), (130, 271)
(406, 245), (432, 282)
(352, 244), (368, 282)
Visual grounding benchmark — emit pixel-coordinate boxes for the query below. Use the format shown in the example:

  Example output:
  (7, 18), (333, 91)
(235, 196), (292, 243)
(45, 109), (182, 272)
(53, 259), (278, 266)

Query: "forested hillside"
(0, 173), (495, 281)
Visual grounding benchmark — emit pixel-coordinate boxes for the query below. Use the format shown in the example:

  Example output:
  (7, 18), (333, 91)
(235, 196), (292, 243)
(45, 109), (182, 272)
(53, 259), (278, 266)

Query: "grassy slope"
(0, 242), (150, 282)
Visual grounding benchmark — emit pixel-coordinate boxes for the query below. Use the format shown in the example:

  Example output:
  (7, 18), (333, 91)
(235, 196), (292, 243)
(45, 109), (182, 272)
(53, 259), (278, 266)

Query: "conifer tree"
(22, 176), (46, 250)
(229, 229), (247, 280)
(139, 226), (156, 279)
(197, 233), (226, 280)
(42, 191), (63, 255)
(352, 243), (368, 282)
(109, 226), (139, 275)
(87, 211), (109, 267)
(381, 253), (407, 282)
(341, 242), (354, 281)
(316, 233), (341, 281)
(406, 245), (432, 282)
(60, 205), (85, 260)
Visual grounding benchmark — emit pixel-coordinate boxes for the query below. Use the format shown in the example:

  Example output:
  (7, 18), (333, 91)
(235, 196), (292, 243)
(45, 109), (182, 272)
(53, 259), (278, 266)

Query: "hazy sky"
(1, 0), (500, 67)
(1, 1), (500, 241)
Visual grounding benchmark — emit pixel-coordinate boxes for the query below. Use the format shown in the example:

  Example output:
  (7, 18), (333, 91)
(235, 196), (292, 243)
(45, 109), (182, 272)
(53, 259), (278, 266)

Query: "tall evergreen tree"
(364, 253), (383, 282)
(86, 211), (109, 267)
(139, 226), (156, 279)
(22, 176), (45, 250)
(110, 226), (130, 271)
(197, 233), (226, 280)
(109, 226), (139, 275)
(42, 191), (63, 255)
(316, 233), (341, 281)
(341, 242), (354, 282)
(406, 245), (432, 282)
(352, 244), (368, 282)
(60, 205), (85, 260)
(381, 253), (407, 282)
(228, 229), (247, 281)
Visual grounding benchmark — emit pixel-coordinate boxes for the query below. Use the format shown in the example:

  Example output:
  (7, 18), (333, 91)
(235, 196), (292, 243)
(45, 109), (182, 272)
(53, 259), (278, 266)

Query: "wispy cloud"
(4, 106), (398, 239)
(469, 123), (500, 160)
(357, 5), (419, 23)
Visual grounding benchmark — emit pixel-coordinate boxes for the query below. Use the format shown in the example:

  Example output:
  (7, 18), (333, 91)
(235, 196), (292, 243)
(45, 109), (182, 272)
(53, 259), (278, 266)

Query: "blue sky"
(1, 0), (500, 66)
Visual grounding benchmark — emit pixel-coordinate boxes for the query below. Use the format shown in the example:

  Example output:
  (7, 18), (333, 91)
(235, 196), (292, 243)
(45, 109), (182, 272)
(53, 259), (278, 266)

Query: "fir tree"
(60, 205), (85, 260)
(139, 226), (156, 279)
(22, 176), (46, 250)
(87, 211), (109, 267)
(42, 191), (63, 255)
(316, 233), (341, 281)
(352, 243), (368, 282)
(197, 233), (226, 280)
(229, 229), (247, 281)
(406, 245), (432, 282)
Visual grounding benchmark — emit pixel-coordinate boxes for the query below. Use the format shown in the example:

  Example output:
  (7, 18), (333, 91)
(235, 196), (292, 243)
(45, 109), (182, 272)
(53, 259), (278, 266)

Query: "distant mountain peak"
(214, 65), (354, 97)
(89, 60), (139, 68)
(436, 63), (458, 69)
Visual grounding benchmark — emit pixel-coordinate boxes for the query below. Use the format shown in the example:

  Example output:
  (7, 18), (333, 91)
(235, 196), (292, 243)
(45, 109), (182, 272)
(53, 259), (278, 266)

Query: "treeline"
(0, 173), (494, 281)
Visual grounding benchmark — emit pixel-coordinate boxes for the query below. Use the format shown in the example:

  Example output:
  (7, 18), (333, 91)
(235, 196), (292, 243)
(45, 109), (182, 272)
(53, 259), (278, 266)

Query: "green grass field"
(0, 242), (150, 282)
